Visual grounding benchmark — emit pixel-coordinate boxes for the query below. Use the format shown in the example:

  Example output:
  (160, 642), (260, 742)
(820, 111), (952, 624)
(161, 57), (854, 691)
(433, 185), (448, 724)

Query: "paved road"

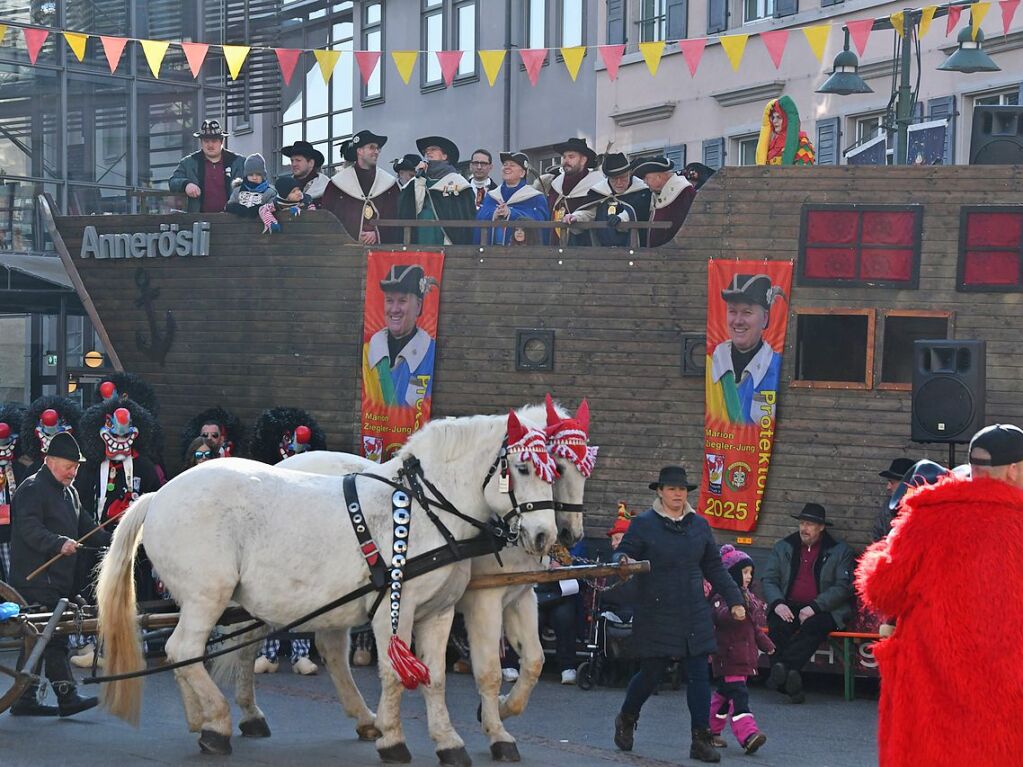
(0, 657), (877, 766)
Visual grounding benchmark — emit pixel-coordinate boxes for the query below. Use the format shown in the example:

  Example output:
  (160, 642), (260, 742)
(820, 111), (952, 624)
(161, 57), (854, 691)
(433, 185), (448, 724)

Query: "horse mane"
(397, 413), (506, 468)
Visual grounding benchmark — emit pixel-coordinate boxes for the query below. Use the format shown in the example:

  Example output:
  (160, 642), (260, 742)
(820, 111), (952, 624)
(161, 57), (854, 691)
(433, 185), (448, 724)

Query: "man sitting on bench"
(760, 503), (854, 703)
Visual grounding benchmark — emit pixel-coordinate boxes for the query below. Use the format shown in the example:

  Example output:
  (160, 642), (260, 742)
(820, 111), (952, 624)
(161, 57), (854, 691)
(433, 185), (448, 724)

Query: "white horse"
(95, 411), (558, 766)
(277, 398), (597, 762)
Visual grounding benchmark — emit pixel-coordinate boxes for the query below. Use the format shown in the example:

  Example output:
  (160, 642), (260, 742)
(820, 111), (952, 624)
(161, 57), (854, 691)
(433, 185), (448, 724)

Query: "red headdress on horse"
(544, 394), (598, 478)
(507, 409), (559, 484)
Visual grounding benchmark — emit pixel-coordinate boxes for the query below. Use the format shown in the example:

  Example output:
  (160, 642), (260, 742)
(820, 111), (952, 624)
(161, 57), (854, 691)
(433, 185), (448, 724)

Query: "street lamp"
(817, 31), (874, 95)
(938, 26), (1001, 73)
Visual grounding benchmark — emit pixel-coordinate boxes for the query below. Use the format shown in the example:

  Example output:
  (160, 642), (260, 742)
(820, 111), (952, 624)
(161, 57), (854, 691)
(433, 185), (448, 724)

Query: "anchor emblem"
(134, 267), (176, 365)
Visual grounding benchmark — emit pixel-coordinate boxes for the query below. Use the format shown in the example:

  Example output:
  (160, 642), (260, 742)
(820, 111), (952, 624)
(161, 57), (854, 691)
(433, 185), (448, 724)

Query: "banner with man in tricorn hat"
(700, 261), (793, 532)
(360, 252), (444, 462)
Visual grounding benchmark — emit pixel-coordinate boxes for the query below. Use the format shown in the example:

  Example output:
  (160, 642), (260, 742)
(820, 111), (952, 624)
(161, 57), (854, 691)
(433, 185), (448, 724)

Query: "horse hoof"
(437, 746), (473, 767)
(490, 741), (521, 762)
(198, 729), (233, 755)
(357, 723), (383, 741)
(240, 717), (272, 738)
(378, 742), (413, 763)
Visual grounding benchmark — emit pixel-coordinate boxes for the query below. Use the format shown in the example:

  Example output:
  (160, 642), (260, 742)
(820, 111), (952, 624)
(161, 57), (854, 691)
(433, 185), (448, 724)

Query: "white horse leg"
(234, 637), (271, 738)
(463, 594), (518, 761)
(173, 668), (205, 733)
(373, 612), (412, 764)
(414, 607), (471, 767)
(499, 592), (544, 723)
(316, 628), (380, 740)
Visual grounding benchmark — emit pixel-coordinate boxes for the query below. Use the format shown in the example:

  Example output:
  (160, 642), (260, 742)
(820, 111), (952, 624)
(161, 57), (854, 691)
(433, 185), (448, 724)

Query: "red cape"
(856, 476), (1023, 767)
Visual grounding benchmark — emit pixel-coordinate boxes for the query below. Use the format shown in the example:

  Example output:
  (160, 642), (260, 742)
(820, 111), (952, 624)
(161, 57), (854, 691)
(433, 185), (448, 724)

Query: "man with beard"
(321, 129), (399, 245)
(398, 135), (476, 245)
(168, 119), (245, 213)
(583, 153), (651, 247)
(632, 156), (696, 248)
(281, 139), (329, 202)
(537, 137), (603, 246)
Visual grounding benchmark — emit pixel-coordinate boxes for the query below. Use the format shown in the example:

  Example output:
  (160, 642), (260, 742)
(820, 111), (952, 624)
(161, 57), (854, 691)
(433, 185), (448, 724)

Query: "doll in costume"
(755, 96), (816, 166)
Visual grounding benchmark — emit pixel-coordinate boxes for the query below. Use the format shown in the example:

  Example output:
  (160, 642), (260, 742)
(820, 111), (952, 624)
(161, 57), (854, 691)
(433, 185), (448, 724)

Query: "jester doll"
(0, 403), (27, 582)
(755, 96), (816, 166)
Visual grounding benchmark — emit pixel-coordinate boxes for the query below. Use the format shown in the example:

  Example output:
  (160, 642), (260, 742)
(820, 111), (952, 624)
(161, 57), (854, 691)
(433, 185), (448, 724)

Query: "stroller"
(575, 569), (638, 690)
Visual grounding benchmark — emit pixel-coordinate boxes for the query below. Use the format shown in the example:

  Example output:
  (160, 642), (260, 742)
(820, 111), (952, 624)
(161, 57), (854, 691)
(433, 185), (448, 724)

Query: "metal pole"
(20, 599), (68, 676)
(503, 0), (512, 151)
(895, 9), (914, 165)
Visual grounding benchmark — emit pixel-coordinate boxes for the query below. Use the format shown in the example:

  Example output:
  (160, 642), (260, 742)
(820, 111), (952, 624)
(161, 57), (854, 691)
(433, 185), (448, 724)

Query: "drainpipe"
(503, 0), (512, 150)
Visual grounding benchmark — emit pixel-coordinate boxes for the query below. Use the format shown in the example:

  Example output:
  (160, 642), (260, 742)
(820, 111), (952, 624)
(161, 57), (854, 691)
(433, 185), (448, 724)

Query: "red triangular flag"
(846, 18), (875, 56)
(179, 42), (209, 78)
(519, 48), (547, 86)
(1001, 0), (1020, 33)
(355, 50), (381, 84)
(760, 29), (788, 68)
(598, 44), (625, 81)
(23, 28), (48, 65)
(678, 38), (707, 76)
(946, 4), (964, 35)
(275, 48), (302, 86)
(436, 50), (463, 86)
(99, 35), (127, 73)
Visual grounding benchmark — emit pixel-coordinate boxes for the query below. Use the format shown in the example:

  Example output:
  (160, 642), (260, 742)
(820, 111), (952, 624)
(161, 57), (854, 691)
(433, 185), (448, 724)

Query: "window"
(362, 2), (383, 101)
(561, 0), (584, 47)
(879, 311), (953, 389)
(958, 206), (1023, 291)
(422, 0), (445, 86)
(455, 0), (478, 78)
(793, 309), (875, 389)
(528, 0), (547, 48)
(799, 205), (923, 288)
(975, 89), (1020, 107)
(744, 0), (775, 23)
(638, 0), (667, 42)
(853, 114), (883, 143)
(734, 135), (758, 166)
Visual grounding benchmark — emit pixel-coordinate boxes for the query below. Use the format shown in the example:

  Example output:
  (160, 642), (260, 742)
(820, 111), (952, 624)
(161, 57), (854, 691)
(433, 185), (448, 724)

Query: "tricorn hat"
(499, 151), (529, 171)
(193, 119), (229, 139)
(601, 152), (632, 178)
(392, 153), (422, 173)
(380, 264), (430, 298)
(416, 135), (460, 165)
(649, 465), (697, 491)
(721, 274), (784, 312)
(45, 431), (86, 463)
(683, 162), (717, 190)
(281, 139), (325, 168)
(631, 156), (675, 178)
(791, 502), (829, 525)
(888, 459), (950, 511)
(553, 137), (597, 166)
(343, 130), (388, 162)
(879, 457), (916, 481)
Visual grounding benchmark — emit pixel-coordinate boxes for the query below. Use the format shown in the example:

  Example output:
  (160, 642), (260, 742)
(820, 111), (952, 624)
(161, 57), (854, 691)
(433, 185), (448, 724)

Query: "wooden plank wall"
(54, 166), (1023, 551)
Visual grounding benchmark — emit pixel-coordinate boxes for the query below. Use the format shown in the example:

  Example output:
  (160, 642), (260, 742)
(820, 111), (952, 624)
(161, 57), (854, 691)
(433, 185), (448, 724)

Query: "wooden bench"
(828, 631), (882, 701)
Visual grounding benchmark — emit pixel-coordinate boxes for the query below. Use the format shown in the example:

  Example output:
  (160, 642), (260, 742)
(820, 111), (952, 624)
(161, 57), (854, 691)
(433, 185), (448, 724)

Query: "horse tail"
(96, 492), (151, 725)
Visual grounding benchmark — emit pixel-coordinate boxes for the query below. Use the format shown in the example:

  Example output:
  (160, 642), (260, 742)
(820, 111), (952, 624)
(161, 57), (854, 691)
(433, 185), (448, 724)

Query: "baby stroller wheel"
(576, 661), (595, 691)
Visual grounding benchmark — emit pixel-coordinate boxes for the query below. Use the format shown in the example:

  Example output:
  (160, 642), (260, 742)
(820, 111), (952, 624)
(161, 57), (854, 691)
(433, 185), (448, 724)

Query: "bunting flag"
(920, 5), (937, 37)
(391, 50), (417, 84)
(0, 25), (6, 45)
(314, 49), (340, 83)
(947, 4), (965, 35)
(971, 2), (991, 38)
(275, 48), (301, 85)
(100, 35), (127, 72)
(63, 32), (88, 62)
(139, 39), (170, 78)
(561, 45), (586, 81)
(180, 42), (209, 78)
(638, 40), (665, 76)
(760, 29), (788, 68)
(1002, 0), (1020, 34)
(720, 33), (749, 71)
(519, 48), (547, 86)
(23, 27), (48, 65)
(846, 18), (875, 56)
(598, 44), (625, 80)
(678, 38), (707, 76)
(436, 50), (462, 86)
(890, 11), (906, 35)
(478, 49), (505, 85)
(223, 44), (249, 80)
(355, 50), (381, 84)
(802, 24), (831, 62)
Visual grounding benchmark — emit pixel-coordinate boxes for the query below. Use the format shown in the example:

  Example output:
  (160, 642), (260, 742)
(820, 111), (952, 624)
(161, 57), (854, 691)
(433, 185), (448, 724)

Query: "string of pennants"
(1, 1), (1018, 87)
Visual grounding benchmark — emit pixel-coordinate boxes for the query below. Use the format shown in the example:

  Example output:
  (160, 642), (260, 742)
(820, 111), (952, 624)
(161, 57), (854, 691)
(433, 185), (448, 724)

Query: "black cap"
(416, 135), (460, 165)
(392, 153), (422, 173)
(45, 431), (86, 463)
(879, 457), (916, 481)
(553, 137), (597, 165)
(969, 424), (1023, 467)
(193, 119), (229, 138)
(791, 502), (829, 526)
(344, 130), (388, 162)
(499, 151), (529, 171)
(281, 140), (325, 168)
(274, 175), (303, 199)
(380, 264), (427, 297)
(888, 459), (949, 511)
(601, 152), (631, 177)
(649, 465), (697, 491)
(631, 156), (675, 177)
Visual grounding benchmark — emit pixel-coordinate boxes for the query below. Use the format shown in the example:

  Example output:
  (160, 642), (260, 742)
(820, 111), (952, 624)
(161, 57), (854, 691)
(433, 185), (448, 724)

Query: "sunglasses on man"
(201, 432), (220, 440)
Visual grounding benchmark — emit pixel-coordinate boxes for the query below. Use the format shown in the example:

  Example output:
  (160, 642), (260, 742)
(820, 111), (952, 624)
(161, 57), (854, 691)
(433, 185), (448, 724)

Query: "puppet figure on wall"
(0, 403), (27, 582)
(756, 96), (816, 166)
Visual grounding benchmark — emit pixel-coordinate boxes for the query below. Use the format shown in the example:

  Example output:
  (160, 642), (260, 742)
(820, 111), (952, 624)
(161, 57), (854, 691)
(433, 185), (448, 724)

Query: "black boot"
(54, 681), (98, 717)
(690, 728), (722, 763)
(9, 683), (59, 717)
(614, 711), (638, 751)
(765, 661), (787, 692)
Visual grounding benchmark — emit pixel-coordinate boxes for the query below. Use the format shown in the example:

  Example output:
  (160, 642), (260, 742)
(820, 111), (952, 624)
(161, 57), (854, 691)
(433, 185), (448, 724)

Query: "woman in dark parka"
(613, 465), (745, 763)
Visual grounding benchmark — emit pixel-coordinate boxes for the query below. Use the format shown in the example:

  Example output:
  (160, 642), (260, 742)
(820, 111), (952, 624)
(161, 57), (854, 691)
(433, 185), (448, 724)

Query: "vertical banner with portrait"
(360, 251), (445, 462)
(699, 260), (793, 532)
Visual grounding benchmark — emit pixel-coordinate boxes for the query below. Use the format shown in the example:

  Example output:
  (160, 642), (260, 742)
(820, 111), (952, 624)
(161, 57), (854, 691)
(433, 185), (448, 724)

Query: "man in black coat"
(613, 465), (744, 763)
(8, 432), (108, 717)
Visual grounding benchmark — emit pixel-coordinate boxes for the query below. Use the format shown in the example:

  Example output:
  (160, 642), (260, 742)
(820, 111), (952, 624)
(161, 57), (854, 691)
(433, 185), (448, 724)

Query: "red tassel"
(387, 635), (431, 690)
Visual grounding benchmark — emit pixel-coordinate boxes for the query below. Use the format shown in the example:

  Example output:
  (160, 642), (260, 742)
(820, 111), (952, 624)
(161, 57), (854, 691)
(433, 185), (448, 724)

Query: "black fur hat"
(93, 372), (160, 417)
(249, 407), (327, 465)
(20, 395), (83, 461)
(79, 398), (157, 464)
(0, 402), (27, 461)
(180, 407), (245, 461)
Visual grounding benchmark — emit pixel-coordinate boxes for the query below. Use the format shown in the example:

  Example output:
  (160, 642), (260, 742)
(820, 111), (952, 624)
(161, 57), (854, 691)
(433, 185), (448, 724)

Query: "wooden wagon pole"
(464, 559), (649, 591)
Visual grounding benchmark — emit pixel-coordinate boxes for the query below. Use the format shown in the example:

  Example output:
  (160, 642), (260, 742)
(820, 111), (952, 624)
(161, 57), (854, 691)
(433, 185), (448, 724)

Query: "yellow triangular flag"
(314, 49), (341, 83)
(63, 32), (88, 62)
(919, 6), (937, 38)
(0, 25), (7, 45)
(222, 44), (250, 81)
(802, 24), (831, 61)
(638, 40), (665, 76)
(719, 34), (749, 71)
(391, 50), (418, 84)
(139, 39), (170, 79)
(971, 2), (991, 39)
(478, 49), (506, 86)
(560, 46), (586, 81)
(890, 11), (906, 35)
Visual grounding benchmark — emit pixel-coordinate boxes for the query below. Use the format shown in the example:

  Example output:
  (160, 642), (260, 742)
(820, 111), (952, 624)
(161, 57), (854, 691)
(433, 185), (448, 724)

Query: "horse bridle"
(480, 437), (557, 541)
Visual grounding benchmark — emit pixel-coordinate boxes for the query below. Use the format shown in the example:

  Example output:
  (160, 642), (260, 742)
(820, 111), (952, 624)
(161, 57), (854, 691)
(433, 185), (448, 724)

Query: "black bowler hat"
(879, 457), (916, 481)
(601, 152), (631, 178)
(553, 137), (597, 166)
(416, 135), (460, 165)
(343, 129), (388, 162)
(281, 139), (325, 168)
(649, 465), (697, 491)
(193, 119), (229, 138)
(499, 151), (529, 171)
(631, 156), (675, 178)
(45, 431), (86, 463)
(791, 503), (829, 526)
(392, 153), (422, 173)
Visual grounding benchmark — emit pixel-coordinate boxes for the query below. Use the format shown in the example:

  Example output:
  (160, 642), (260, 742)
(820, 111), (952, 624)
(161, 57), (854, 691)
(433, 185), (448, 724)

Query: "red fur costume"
(856, 476), (1023, 767)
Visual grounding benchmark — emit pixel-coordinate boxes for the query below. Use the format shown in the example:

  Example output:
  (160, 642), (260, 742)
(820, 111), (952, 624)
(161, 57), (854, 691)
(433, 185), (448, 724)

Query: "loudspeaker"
(911, 339), (986, 443)
(970, 106), (1023, 165)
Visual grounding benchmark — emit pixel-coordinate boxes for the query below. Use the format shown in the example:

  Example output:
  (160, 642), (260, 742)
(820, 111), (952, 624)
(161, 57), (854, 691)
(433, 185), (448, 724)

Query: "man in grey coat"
(168, 119), (245, 213)
(761, 503), (854, 703)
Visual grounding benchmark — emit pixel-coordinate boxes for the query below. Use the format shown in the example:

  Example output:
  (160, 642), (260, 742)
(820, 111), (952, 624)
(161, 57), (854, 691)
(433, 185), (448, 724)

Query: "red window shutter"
(806, 210), (857, 245)
(861, 211), (915, 246)
(966, 212), (1022, 248)
(963, 250), (1021, 286)
(861, 249), (914, 281)
(804, 247), (857, 279)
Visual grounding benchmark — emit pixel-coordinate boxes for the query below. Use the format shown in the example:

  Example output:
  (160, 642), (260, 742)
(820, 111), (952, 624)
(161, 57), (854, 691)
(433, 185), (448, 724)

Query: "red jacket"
(709, 588), (775, 677)
(856, 476), (1023, 767)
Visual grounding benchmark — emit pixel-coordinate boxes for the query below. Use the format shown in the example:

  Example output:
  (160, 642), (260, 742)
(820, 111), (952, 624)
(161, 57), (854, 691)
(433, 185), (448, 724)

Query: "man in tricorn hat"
(582, 152), (651, 247)
(321, 129), (399, 245)
(398, 135), (476, 245)
(631, 156), (695, 248)
(761, 503), (854, 704)
(706, 274), (786, 426)
(169, 119), (245, 213)
(392, 154), (422, 190)
(474, 151), (549, 246)
(281, 139), (329, 202)
(536, 137), (603, 246)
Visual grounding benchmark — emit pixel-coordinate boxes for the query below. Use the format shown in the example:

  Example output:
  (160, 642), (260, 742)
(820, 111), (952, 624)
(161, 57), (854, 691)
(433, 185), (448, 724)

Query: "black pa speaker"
(970, 106), (1023, 165)
(911, 340), (986, 443)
